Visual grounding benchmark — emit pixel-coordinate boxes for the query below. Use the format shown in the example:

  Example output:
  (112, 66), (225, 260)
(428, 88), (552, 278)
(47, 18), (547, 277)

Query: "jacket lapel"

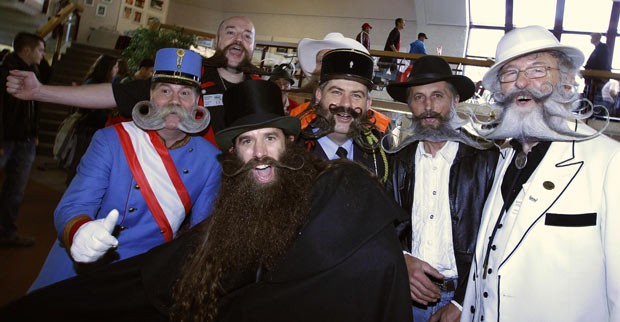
(501, 140), (583, 261)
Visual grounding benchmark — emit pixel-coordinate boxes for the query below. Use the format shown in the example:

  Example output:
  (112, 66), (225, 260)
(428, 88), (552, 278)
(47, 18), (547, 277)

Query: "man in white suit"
(461, 25), (620, 322)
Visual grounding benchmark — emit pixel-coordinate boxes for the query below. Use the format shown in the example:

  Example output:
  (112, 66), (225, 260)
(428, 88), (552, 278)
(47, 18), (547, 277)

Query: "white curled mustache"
(131, 100), (211, 134)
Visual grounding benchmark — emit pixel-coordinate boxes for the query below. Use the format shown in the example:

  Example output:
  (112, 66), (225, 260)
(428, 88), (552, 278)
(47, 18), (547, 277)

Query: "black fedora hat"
(387, 55), (475, 103)
(320, 48), (374, 89)
(215, 80), (301, 150)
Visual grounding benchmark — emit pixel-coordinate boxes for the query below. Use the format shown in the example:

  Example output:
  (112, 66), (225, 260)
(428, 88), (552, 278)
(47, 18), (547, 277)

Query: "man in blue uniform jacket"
(29, 47), (221, 290)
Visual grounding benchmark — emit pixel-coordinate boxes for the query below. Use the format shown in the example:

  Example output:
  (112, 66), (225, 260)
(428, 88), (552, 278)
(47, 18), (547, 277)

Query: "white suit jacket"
(461, 122), (620, 322)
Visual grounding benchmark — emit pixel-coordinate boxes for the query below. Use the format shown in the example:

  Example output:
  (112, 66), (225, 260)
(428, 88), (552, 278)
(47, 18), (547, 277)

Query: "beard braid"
(131, 100), (211, 133)
(382, 102), (492, 153)
(301, 103), (380, 151)
(470, 81), (606, 144)
(203, 43), (259, 74)
(170, 143), (323, 322)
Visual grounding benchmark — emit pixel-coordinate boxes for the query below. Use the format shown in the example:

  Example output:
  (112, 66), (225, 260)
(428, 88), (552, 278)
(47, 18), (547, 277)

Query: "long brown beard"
(170, 143), (323, 322)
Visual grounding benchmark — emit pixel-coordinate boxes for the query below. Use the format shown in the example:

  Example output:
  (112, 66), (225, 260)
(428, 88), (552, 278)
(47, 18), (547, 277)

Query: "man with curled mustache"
(28, 48), (221, 291)
(383, 55), (499, 322)
(297, 48), (390, 182)
(461, 25), (620, 322)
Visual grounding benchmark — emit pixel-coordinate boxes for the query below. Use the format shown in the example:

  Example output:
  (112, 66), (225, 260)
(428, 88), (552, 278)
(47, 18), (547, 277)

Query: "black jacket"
(0, 52), (39, 142)
(1, 163), (412, 322)
(386, 141), (498, 304)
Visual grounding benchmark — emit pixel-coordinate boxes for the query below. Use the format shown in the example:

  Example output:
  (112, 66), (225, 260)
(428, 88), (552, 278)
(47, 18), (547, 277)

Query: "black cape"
(1, 163), (412, 322)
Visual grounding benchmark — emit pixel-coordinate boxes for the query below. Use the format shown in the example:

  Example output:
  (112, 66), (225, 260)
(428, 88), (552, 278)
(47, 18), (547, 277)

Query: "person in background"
(461, 25), (620, 322)
(356, 22), (372, 51)
(601, 78), (619, 116)
(0, 32), (45, 247)
(384, 55), (498, 322)
(268, 63), (298, 114)
(66, 54), (120, 182)
(409, 32), (428, 55)
(297, 32), (368, 91)
(28, 47), (221, 291)
(0, 80), (412, 322)
(5, 16), (259, 143)
(121, 58), (155, 83)
(583, 32), (611, 105)
(380, 18), (405, 78)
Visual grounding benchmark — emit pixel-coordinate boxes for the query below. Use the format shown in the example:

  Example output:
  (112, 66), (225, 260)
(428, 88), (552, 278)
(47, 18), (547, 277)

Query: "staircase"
(37, 43), (122, 156)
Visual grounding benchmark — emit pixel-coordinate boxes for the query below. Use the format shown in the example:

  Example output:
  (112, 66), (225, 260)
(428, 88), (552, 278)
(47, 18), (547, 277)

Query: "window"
(468, 0), (620, 71)
(512, 0), (556, 29)
(563, 0), (612, 32)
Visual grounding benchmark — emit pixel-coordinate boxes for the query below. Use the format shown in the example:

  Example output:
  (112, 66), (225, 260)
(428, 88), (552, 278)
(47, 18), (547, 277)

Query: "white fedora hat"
(297, 32), (369, 77)
(482, 25), (584, 89)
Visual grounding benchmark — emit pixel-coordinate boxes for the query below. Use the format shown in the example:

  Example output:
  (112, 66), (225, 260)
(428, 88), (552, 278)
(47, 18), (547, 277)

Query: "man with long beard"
(296, 48), (390, 182)
(5, 16), (259, 138)
(461, 25), (620, 322)
(0, 80), (412, 322)
(28, 48), (221, 291)
(383, 55), (498, 322)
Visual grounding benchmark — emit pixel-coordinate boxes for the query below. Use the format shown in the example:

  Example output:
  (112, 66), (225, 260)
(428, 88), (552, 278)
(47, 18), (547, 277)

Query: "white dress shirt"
(411, 141), (459, 278)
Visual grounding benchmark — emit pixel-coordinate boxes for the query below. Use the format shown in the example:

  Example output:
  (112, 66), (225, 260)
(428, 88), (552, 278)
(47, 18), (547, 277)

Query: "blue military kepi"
(320, 48), (374, 89)
(215, 80), (301, 151)
(152, 48), (202, 87)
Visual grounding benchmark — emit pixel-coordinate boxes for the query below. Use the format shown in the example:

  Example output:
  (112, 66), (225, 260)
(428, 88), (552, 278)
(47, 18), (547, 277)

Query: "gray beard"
(473, 82), (604, 143)
(382, 107), (492, 154)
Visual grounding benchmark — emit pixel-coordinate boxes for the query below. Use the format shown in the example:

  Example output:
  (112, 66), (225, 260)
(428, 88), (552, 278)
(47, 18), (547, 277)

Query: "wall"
(73, 0), (468, 57)
(76, 0), (122, 45)
(164, 0), (467, 56)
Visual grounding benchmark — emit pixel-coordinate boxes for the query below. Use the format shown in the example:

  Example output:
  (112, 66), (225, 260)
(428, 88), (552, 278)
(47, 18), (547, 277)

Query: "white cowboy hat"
(297, 32), (369, 77)
(482, 25), (584, 89)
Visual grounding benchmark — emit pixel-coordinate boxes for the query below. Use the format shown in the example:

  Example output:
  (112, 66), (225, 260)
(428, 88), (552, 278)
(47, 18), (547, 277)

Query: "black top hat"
(320, 49), (374, 89)
(268, 64), (295, 85)
(387, 55), (474, 103)
(215, 80), (301, 150)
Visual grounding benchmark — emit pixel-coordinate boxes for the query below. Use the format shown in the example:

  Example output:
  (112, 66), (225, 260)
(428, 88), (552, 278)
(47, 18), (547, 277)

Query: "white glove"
(70, 209), (119, 263)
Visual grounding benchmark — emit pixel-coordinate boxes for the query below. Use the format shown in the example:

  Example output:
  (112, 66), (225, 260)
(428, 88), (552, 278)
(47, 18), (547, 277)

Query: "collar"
(417, 140), (458, 163)
(318, 136), (354, 160)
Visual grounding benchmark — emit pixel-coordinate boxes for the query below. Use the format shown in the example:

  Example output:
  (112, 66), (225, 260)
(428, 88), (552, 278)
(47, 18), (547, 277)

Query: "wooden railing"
(35, 1), (83, 64)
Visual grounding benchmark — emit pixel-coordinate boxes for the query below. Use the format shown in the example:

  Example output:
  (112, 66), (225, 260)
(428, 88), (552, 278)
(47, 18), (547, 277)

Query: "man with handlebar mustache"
(296, 48), (390, 182)
(28, 48), (221, 291)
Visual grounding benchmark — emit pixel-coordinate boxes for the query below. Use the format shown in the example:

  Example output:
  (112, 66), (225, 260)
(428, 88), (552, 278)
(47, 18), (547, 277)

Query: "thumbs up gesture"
(70, 209), (119, 263)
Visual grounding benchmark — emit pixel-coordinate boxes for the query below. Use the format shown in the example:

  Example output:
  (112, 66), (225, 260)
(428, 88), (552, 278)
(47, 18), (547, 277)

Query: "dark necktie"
(336, 147), (348, 159)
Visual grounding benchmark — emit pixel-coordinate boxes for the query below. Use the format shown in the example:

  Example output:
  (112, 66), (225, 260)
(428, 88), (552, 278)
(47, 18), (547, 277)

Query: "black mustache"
(221, 156), (304, 178)
(328, 105), (363, 119)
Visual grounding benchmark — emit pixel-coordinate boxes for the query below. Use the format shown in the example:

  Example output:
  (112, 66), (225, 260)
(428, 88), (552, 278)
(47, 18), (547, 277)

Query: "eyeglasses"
(498, 66), (559, 83)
